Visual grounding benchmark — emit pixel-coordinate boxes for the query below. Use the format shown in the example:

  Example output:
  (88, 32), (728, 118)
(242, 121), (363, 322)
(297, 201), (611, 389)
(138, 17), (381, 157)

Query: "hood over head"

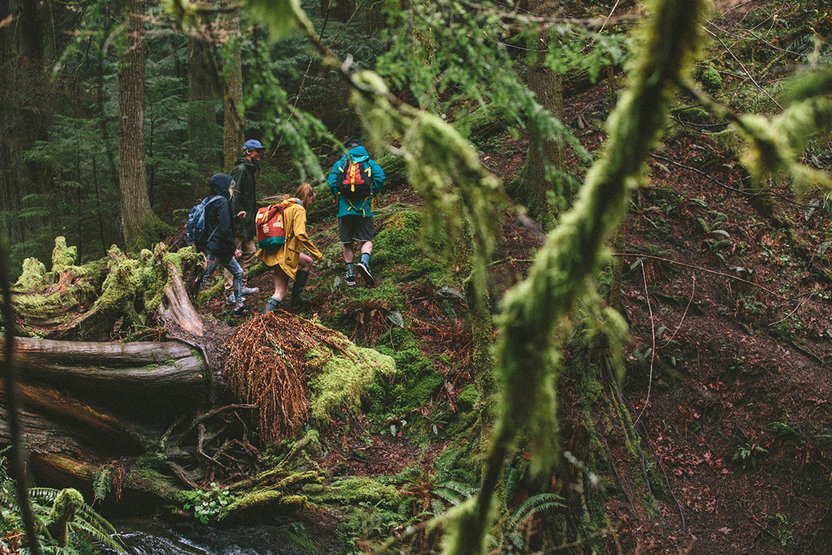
(347, 145), (370, 163)
(209, 173), (233, 199)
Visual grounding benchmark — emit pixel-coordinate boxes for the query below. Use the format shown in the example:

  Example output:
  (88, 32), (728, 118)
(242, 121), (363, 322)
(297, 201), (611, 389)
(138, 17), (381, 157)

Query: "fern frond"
(70, 519), (127, 553)
(507, 493), (565, 530)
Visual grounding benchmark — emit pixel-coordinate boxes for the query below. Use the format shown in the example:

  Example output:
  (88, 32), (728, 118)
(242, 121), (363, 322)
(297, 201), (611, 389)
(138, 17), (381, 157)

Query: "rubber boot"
(290, 270), (311, 311)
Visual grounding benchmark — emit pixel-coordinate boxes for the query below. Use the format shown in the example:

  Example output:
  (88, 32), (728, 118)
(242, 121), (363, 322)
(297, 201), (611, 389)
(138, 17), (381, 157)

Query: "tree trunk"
(3, 337), (208, 405)
(118, 0), (154, 249)
(188, 31), (220, 175)
(221, 1), (243, 172)
(0, 0), (51, 264)
(523, 0), (566, 232)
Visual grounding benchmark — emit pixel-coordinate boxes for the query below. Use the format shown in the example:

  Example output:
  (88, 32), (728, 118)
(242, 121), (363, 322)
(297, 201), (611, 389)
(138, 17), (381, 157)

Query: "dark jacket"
(206, 177), (235, 259)
(326, 145), (385, 218)
(230, 156), (259, 240)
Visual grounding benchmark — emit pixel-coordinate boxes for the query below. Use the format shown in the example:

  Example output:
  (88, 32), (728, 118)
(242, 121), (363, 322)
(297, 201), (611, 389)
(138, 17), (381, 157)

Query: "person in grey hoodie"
(326, 138), (386, 286)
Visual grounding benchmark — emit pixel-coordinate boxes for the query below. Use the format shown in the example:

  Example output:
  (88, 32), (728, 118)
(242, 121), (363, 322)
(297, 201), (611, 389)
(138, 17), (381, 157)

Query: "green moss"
(221, 489), (307, 519)
(373, 208), (448, 281)
(47, 488), (85, 547)
(305, 476), (401, 506)
(50, 236), (78, 272)
(375, 340), (444, 415)
(698, 65), (723, 91)
(15, 257), (46, 290)
(308, 345), (396, 423)
(456, 383), (479, 410)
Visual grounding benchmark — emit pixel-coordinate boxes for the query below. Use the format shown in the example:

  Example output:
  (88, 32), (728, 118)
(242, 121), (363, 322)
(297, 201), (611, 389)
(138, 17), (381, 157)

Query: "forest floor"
(190, 9), (831, 554)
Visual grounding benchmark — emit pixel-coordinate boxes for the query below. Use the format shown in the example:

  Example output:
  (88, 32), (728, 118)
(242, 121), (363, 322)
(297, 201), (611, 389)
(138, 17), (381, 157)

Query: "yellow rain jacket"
(256, 199), (322, 279)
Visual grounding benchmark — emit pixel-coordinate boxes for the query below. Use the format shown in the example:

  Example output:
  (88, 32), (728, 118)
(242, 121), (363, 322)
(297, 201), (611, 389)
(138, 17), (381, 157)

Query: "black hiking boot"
(345, 273), (356, 287)
(290, 269), (311, 312)
(264, 297), (284, 313)
(232, 304), (252, 317)
(355, 262), (375, 287)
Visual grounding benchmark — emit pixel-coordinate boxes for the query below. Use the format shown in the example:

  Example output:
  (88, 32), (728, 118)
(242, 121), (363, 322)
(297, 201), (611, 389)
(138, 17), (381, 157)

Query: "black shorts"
(338, 215), (374, 244)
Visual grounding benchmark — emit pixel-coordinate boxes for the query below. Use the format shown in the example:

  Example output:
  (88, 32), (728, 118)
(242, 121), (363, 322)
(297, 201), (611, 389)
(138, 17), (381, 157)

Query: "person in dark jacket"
(326, 138), (385, 287)
(200, 173), (250, 317)
(223, 138), (264, 303)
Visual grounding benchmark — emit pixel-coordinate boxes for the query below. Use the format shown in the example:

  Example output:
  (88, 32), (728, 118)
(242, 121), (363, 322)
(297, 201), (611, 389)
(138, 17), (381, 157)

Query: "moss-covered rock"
(374, 330), (445, 417)
(308, 345), (396, 423)
(373, 207), (448, 282)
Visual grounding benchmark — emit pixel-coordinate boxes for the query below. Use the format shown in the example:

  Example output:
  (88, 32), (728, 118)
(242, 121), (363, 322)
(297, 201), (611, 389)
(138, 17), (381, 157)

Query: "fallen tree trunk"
(0, 381), (152, 451)
(3, 337), (208, 403)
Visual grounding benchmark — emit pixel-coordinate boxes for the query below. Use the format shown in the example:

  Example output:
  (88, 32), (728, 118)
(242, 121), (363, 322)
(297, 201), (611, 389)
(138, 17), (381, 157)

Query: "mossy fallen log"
(12, 237), (204, 339)
(2, 336), (207, 403)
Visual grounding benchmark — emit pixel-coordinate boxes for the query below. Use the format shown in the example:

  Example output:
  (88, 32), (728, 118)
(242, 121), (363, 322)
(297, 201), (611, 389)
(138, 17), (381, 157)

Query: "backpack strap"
(204, 195), (223, 244)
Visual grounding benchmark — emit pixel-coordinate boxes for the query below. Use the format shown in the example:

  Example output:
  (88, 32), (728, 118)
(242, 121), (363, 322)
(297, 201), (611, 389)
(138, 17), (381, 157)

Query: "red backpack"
(337, 159), (373, 200)
(255, 204), (286, 250)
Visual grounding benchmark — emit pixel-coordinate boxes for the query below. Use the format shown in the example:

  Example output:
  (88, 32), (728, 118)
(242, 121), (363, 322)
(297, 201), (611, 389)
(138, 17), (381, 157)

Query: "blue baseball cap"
(346, 138), (362, 148)
(243, 139), (266, 151)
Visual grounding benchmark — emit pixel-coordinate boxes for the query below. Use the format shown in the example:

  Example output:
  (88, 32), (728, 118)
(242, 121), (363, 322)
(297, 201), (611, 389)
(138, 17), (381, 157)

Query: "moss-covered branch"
(442, 1), (708, 553)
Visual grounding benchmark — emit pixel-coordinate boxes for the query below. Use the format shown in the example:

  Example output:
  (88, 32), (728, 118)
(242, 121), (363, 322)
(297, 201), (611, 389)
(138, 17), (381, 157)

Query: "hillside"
(1, 0), (830, 553)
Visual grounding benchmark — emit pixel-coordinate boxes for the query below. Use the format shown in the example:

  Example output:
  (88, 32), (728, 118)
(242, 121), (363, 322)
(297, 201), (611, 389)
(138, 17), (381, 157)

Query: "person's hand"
(236, 210), (246, 219)
(234, 249), (242, 258)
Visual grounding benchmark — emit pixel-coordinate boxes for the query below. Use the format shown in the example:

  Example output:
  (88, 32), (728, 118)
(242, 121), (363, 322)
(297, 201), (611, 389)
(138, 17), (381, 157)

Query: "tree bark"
(0, 0), (51, 264)
(523, 0), (566, 232)
(4, 337), (207, 401)
(188, 31), (220, 174)
(221, 1), (243, 172)
(118, 0), (154, 249)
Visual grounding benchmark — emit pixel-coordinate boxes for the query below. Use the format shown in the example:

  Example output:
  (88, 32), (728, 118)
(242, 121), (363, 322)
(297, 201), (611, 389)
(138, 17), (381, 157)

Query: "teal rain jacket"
(326, 145), (385, 218)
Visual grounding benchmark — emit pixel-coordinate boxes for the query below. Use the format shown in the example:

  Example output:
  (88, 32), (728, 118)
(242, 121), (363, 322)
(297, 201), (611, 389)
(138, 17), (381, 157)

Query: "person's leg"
(354, 218), (376, 286)
(265, 265), (289, 312)
(339, 216), (356, 285)
(198, 254), (219, 294)
(271, 266), (289, 301)
(223, 235), (243, 294)
(225, 257), (249, 316)
(290, 253), (315, 311)
(359, 241), (373, 268)
(239, 237), (258, 294)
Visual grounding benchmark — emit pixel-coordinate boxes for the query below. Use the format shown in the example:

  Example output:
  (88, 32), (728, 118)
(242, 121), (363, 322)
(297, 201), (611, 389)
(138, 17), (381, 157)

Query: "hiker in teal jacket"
(326, 139), (385, 286)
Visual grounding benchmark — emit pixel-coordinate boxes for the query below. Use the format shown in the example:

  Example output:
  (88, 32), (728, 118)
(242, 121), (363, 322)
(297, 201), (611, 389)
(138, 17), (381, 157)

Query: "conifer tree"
(117, 0), (155, 248)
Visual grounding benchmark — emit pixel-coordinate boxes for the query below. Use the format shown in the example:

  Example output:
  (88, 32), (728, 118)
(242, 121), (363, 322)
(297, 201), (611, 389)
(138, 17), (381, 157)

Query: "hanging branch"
(443, 0), (708, 552)
(0, 237), (43, 555)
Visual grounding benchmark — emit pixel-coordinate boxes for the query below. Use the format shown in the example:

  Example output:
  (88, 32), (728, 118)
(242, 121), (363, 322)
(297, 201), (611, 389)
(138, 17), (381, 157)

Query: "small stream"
(102, 518), (322, 555)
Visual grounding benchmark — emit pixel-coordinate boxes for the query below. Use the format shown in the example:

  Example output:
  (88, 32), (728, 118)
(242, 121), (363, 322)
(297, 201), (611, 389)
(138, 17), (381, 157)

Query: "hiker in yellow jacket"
(257, 182), (323, 312)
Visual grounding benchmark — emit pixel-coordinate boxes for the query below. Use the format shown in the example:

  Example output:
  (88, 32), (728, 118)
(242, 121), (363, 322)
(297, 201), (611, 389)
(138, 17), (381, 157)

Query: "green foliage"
(444, 0), (708, 552)
(774, 512), (794, 549)
(0, 461), (126, 554)
(181, 482), (237, 524)
(731, 432), (768, 470)
(374, 332), (444, 421)
(502, 493), (566, 552)
(92, 468), (112, 505)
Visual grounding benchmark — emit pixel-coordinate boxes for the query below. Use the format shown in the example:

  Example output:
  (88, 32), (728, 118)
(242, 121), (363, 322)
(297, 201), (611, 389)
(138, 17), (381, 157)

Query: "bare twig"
(594, 0), (622, 40)
(613, 252), (784, 299)
(768, 291), (814, 327)
(661, 275), (696, 347)
(701, 24), (782, 110)
(634, 261), (656, 427)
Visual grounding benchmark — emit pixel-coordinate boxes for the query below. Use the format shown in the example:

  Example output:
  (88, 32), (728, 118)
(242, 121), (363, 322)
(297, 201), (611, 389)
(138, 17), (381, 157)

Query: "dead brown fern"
(224, 312), (349, 444)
